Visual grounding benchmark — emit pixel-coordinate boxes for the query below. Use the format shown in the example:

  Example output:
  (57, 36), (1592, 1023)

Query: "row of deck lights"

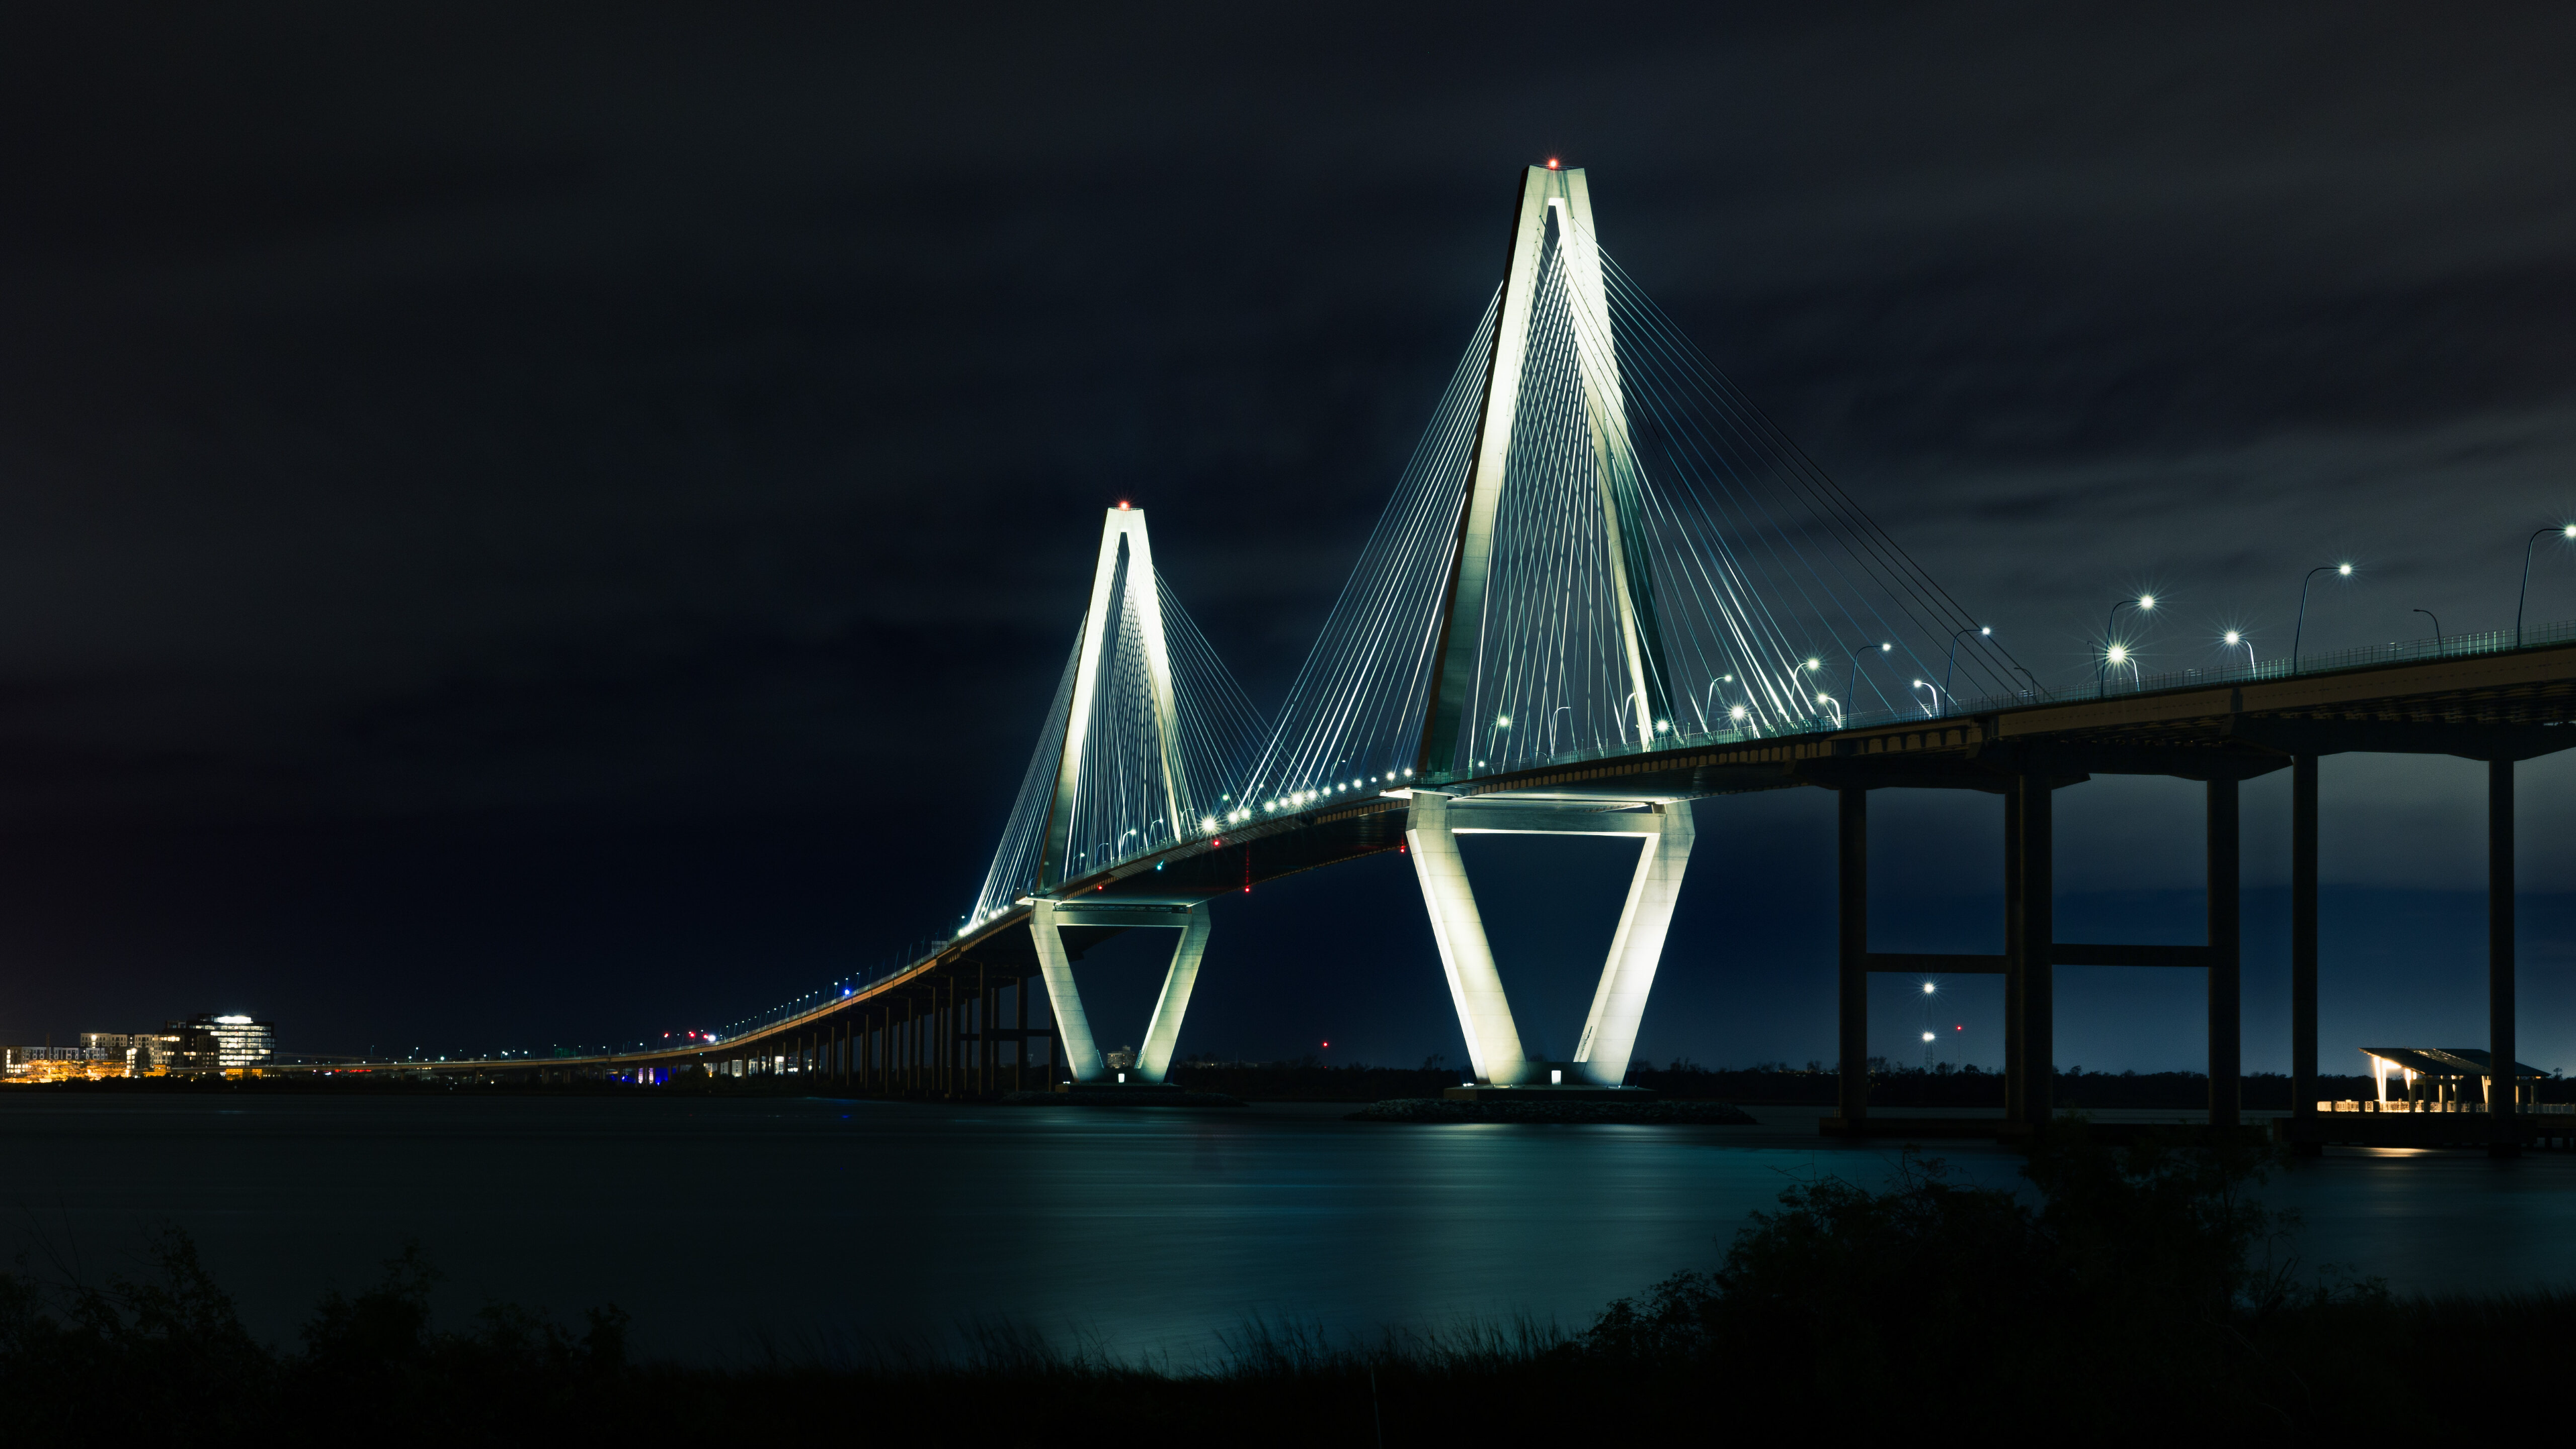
(2079, 526), (2575, 700)
(1257, 769), (1415, 818)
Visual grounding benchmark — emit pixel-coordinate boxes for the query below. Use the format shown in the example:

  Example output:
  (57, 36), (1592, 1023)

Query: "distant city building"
(3, 1036), (177, 1081)
(164, 1014), (274, 1070)
(85, 1032), (185, 1072)
(0, 1017), (274, 1080)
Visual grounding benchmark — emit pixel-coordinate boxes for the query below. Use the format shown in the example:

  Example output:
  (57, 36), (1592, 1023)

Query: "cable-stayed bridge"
(342, 166), (2576, 1153)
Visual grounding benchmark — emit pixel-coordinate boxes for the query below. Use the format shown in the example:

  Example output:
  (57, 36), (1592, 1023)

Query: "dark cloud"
(0, 2), (2569, 1063)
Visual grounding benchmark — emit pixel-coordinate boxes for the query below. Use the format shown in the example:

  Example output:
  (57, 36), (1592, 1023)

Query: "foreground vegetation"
(6, 1124), (2569, 1440)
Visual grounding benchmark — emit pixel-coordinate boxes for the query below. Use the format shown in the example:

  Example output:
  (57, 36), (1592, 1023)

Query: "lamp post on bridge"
(2222, 629), (2256, 678)
(2516, 525), (2576, 647)
(1943, 625), (1990, 698)
(2098, 594), (2155, 698)
(2292, 564), (2353, 671)
(1699, 674), (1738, 733)
(1792, 656), (1823, 724)
(1844, 642), (1890, 724)
(2413, 608), (2443, 647)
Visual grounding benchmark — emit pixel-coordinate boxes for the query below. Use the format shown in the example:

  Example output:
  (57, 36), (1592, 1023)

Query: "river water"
(7, 1093), (2574, 1366)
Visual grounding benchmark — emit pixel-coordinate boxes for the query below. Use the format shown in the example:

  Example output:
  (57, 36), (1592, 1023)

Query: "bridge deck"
(293, 639), (2573, 1082)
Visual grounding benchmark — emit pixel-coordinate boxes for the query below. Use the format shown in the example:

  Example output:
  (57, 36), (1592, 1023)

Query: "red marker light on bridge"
(1546, 158), (1560, 170)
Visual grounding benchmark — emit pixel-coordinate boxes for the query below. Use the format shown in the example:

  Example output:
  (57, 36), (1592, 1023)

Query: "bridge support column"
(1572, 800), (1695, 1085)
(1405, 790), (1693, 1087)
(2003, 782), (2023, 1124)
(1136, 908), (1211, 1084)
(1028, 901), (1106, 1082)
(1836, 787), (1868, 1124)
(1026, 902), (1211, 1085)
(2208, 777), (2241, 1130)
(2007, 770), (2055, 1134)
(2290, 755), (2320, 1154)
(2490, 757), (2520, 1158)
(1405, 792), (1532, 1085)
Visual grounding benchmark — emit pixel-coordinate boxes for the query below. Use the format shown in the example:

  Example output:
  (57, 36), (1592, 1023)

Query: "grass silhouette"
(3, 1123), (2563, 1441)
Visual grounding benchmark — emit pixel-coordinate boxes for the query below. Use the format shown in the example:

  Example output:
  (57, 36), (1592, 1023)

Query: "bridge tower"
(1408, 165), (1696, 1089)
(1027, 505), (1213, 1085)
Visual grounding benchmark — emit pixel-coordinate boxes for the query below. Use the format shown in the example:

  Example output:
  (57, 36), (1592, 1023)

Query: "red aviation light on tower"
(1545, 157), (1560, 170)
(1116, 500), (1130, 510)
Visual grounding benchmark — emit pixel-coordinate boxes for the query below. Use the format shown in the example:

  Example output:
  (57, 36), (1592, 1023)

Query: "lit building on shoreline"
(2, 1014), (276, 1080)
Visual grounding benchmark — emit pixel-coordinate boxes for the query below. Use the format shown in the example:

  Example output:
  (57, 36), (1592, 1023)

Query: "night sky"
(4, 3), (2574, 1073)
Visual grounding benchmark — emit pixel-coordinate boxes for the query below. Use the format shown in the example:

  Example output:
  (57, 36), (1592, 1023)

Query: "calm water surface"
(5, 1094), (2573, 1364)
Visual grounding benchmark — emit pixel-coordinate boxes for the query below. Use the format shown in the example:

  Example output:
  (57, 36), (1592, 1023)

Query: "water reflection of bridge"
(361, 166), (2576, 1157)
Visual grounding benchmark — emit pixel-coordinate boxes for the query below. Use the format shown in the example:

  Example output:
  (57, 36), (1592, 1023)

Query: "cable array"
(964, 557), (1265, 930)
(1235, 291), (1500, 806)
(1239, 211), (2030, 811)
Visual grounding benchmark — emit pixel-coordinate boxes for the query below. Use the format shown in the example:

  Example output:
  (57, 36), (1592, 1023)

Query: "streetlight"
(1814, 692), (1843, 728)
(1945, 625), (1990, 697)
(2292, 564), (2353, 670)
(2098, 594), (2154, 697)
(2516, 525), (2576, 647)
(2412, 608), (2443, 647)
(2222, 629), (2255, 676)
(1846, 641), (1891, 722)
(1911, 679), (1943, 716)
(1699, 674), (1737, 727)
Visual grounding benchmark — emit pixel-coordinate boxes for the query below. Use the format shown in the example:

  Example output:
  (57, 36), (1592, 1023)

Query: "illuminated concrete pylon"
(1405, 167), (1692, 1089)
(1030, 900), (1210, 1084)
(1417, 164), (1673, 777)
(1027, 506), (1209, 1085)
(1039, 505), (1190, 891)
(1406, 791), (1696, 1086)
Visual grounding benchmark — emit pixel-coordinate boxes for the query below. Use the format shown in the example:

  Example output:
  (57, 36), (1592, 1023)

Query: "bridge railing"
(1933, 613), (2576, 722)
(1410, 613), (2576, 782)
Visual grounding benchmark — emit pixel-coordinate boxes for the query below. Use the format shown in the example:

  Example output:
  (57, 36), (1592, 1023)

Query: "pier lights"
(1944, 625), (1990, 695)
(2222, 629), (2256, 676)
(2292, 564), (2355, 670)
(2516, 525), (2576, 647)
(2098, 594), (2155, 698)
